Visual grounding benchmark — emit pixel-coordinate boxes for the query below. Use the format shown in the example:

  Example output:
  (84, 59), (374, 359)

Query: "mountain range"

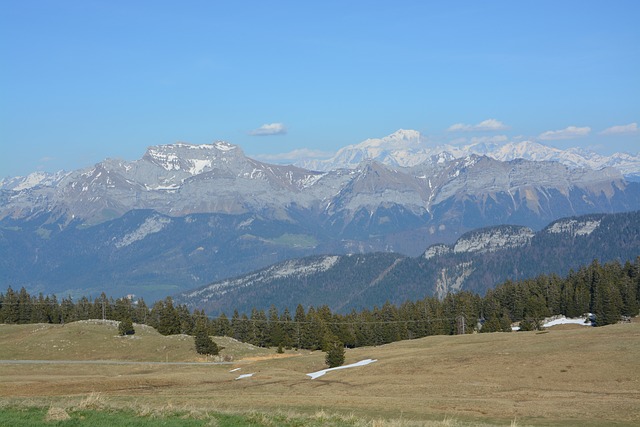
(175, 211), (640, 316)
(295, 129), (640, 180)
(1, 131), (640, 301)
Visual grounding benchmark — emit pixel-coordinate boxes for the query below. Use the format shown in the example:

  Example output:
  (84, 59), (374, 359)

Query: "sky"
(1, 1), (639, 178)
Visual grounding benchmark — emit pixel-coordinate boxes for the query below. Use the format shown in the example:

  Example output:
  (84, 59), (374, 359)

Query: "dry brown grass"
(0, 321), (277, 362)
(1, 320), (639, 426)
(44, 406), (70, 421)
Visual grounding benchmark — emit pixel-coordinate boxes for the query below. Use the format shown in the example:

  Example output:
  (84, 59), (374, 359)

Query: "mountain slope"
(175, 211), (640, 315)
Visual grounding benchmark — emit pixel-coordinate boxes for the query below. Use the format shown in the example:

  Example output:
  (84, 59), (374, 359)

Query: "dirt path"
(0, 359), (234, 366)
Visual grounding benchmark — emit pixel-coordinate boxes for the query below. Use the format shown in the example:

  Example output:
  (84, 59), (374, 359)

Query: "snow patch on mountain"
(149, 152), (181, 171)
(114, 215), (172, 248)
(12, 172), (52, 191)
(143, 141), (243, 175)
(189, 159), (213, 175)
(214, 141), (237, 152)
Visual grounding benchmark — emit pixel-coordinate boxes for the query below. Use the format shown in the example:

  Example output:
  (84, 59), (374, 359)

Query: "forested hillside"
(2, 258), (638, 350)
(177, 211), (640, 314)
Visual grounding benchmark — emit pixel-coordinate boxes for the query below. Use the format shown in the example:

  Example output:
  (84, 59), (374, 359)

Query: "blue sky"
(1, 1), (638, 177)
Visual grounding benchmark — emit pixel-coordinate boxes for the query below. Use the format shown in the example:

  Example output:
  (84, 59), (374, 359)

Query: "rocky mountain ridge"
(1, 140), (633, 230)
(176, 211), (640, 315)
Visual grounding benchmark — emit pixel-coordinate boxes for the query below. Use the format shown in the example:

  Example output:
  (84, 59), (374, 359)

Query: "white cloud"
(538, 126), (591, 141)
(599, 122), (638, 135)
(448, 137), (468, 146)
(469, 135), (509, 144)
(253, 148), (334, 163)
(448, 119), (508, 132)
(248, 123), (287, 136)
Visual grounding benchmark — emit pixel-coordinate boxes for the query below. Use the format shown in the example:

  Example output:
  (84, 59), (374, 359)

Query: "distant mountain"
(0, 142), (323, 225)
(296, 129), (640, 179)
(2, 140), (636, 233)
(1, 209), (344, 301)
(175, 211), (640, 316)
(2, 138), (640, 301)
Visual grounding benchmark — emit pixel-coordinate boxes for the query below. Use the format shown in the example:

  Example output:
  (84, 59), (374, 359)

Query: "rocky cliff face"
(452, 226), (534, 254)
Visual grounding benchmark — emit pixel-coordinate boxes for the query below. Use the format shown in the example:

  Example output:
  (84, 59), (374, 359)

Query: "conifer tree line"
(1, 258), (638, 350)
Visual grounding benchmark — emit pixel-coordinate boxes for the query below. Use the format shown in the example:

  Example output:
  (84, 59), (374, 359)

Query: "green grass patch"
(0, 406), (475, 427)
(0, 407), (212, 427)
(268, 233), (317, 248)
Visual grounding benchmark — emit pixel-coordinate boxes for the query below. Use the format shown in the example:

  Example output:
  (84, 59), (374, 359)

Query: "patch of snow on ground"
(235, 373), (254, 380)
(306, 359), (377, 380)
(543, 315), (592, 328)
(512, 315), (593, 331)
(229, 368), (241, 372)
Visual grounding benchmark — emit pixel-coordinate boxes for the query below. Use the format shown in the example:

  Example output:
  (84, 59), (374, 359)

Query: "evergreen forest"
(1, 258), (638, 351)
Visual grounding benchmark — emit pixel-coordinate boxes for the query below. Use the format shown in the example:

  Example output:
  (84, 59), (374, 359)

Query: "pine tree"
(17, 287), (32, 324)
(1, 287), (19, 323)
(133, 298), (149, 324)
(194, 322), (219, 355)
(325, 337), (345, 368)
(118, 317), (135, 335)
(279, 308), (294, 349)
(154, 297), (181, 335)
(216, 313), (231, 337)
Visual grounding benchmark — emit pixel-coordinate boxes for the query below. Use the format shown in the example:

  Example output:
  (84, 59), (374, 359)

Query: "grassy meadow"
(0, 319), (638, 426)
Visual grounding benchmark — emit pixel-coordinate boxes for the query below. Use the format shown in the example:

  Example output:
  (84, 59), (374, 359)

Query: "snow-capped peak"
(356, 129), (426, 149)
(294, 129), (640, 177)
(298, 129), (433, 170)
(0, 170), (70, 191)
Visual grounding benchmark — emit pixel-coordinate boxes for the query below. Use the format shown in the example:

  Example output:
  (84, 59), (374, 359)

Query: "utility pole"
(457, 314), (466, 335)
